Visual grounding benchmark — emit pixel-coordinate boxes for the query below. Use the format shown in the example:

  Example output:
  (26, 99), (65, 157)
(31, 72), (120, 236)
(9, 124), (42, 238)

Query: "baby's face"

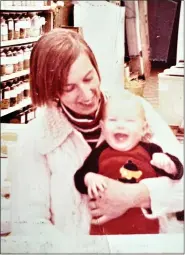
(101, 101), (146, 151)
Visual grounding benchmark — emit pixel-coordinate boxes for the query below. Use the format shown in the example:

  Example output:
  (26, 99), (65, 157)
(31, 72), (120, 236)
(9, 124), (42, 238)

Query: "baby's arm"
(74, 141), (109, 195)
(140, 142), (183, 180)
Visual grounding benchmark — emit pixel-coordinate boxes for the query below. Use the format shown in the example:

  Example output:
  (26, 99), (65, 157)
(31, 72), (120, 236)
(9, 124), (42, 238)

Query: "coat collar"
(35, 91), (110, 155)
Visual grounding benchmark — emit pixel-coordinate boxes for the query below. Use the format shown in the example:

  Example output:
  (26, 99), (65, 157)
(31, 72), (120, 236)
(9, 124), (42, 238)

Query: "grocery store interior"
(1, 0), (184, 253)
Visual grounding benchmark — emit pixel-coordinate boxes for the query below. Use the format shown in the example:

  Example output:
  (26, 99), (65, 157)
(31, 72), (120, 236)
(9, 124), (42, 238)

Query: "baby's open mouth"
(114, 133), (128, 142)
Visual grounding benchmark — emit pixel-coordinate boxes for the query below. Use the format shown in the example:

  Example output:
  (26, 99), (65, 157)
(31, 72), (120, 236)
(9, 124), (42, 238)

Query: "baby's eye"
(108, 118), (117, 122)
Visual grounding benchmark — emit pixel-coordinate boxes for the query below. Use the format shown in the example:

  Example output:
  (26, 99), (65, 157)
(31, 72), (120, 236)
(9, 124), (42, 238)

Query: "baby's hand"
(151, 152), (177, 175)
(84, 172), (107, 199)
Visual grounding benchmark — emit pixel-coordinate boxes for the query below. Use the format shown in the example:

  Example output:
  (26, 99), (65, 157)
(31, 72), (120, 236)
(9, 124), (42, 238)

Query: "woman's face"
(60, 53), (101, 115)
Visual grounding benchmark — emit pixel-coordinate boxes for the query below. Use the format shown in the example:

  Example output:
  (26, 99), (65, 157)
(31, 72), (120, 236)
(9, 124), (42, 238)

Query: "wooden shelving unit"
(1, 98), (32, 117)
(1, 37), (41, 48)
(0, 2), (54, 119)
(0, 70), (30, 83)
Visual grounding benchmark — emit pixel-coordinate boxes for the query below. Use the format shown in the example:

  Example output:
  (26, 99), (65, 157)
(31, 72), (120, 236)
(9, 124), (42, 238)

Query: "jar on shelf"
(1, 16), (8, 41)
(13, 16), (20, 39)
(5, 49), (14, 75)
(12, 47), (19, 73)
(39, 16), (46, 36)
(27, 43), (33, 53)
(30, 13), (41, 37)
(15, 78), (21, 104)
(23, 45), (30, 70)
(19, 79), (25, 102)
(19, 13), (26, 39)
(23, 75), (30, 98)
(25, 15), (31, 38)
(8, 80), (17, 107)
(13, 78), (19, 102)
(14, 1), (21, 6)
(7, 15), (14, 40)
(0, 49), (6, 76)
(25, 105), (35, 123)
(17, 46), (24, 71)
(21, 1), (27, 6)
(12, 1), (17, 6)
(1, 82), (10, 110)
(9, 109), (26, 124)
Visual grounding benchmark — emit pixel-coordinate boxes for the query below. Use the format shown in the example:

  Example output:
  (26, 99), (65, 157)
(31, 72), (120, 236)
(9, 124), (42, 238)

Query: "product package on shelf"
(1, 123), (26, 158)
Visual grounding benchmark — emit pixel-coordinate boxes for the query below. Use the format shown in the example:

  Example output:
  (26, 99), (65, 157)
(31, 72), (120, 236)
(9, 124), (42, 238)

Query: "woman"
(10, 28), (183, 237)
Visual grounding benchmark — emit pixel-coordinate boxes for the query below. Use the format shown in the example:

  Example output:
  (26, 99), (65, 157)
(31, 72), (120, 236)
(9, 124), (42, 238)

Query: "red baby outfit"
(74, 141), (183, 235)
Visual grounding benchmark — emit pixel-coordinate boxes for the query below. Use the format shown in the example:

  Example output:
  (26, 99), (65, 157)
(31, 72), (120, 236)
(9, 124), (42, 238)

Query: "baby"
(74, 93), (183, 235)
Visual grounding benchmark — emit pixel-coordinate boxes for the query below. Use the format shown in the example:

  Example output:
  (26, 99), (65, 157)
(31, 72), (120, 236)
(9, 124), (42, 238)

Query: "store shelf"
(1, 98), (32, 117)
(0, 6), (51, 12)
(1, 37), (41, 47)
(0, 70), (30, 82)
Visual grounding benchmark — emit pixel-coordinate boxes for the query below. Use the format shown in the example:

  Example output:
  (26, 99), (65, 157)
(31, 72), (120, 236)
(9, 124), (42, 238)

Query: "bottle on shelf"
(13, 78), (19, 103)
(9, 108), (26, 124)
(21, 1), (27, 6)
(15, 78), (21, 104)
(12, 47), (19, 73)
(13, 14), (20, 40)
(25, 104), (35, 123)
(23, 45), (31, 69)
(8, 79), (17, 107)
(23, 74), (30, 98)
(5, 48), (14, 75)
(19, 13), (26, 39)
(25, 15), (31, 38)
(1, 81), (10, 110)
(30, 12), (41, 37)
(17, 46), (24, 71)
(19, 77), (25, 102)
(39, 16), (46, 36)
(1, 16), (8, 41)
(0, 49), (6, 76)
(27, 43), (33, 53)
(7, 14), (14, 40)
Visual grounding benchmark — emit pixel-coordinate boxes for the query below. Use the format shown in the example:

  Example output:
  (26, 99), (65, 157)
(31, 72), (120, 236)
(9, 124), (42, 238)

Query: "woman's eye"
(84, 77), (93, 83)
(63, 84), (76, 92)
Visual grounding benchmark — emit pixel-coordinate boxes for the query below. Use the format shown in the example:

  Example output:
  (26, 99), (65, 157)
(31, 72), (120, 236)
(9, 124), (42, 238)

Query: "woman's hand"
(88, 176), (151, 225)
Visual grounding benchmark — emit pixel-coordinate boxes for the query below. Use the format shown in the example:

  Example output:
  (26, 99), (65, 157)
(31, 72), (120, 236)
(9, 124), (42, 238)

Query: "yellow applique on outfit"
(120, 167), (143, 180)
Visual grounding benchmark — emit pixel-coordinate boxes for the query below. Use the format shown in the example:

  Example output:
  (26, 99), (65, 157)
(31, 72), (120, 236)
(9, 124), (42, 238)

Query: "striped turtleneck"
(60, 94), (104, 149)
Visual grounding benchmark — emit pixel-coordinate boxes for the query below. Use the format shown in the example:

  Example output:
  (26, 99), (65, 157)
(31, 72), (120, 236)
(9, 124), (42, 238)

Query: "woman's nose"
(79, 83), (93, 100)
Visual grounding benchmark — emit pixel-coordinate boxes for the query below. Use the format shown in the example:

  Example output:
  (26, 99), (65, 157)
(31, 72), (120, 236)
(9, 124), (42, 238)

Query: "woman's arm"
(89, 177), (151, 225)
(140, 96), (183, 161)
(139, 96), (183, 217)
